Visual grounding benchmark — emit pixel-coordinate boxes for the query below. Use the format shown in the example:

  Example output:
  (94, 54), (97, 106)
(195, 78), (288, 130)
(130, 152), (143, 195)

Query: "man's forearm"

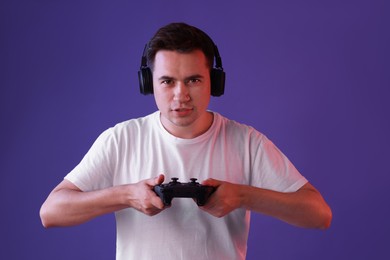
(40, 184), (129, 228)
(40, 175), (166, 227)
(241, 182), (332, 229)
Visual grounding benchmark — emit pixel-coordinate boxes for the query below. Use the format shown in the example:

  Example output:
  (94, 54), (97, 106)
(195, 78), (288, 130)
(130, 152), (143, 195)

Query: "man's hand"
(127, 174), (167, 216)
(199, 179), (243, 218)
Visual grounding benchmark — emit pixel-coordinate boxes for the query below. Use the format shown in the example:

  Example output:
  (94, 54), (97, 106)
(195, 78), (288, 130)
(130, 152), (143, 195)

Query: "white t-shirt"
(65, 111), (307, 260)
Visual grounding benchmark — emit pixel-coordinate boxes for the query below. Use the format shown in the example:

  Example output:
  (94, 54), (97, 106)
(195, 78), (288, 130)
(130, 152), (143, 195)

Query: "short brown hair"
(146, 23), (216, 70)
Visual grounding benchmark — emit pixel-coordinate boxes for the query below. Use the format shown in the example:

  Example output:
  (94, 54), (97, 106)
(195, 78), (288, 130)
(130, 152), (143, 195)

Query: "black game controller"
(154, 178), (215, 206)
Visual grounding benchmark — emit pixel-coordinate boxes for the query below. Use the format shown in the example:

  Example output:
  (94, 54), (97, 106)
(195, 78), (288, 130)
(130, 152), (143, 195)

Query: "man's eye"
(188, 78), (201, 84)
(161, 80), (173, 85)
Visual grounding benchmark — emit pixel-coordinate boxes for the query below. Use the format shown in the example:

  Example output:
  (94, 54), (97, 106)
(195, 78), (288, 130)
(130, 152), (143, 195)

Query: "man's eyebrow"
(185, 74), (204, 80)
(158, 74), (204, 81)
(158, 75), (175, 81)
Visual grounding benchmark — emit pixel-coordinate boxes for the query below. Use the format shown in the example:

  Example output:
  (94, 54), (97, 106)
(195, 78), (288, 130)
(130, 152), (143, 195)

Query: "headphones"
(138, 44), (226, 96)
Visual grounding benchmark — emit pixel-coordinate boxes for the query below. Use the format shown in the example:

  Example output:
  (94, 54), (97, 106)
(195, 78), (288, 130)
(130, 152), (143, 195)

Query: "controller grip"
(196, 186), (215, 206)
(154, 186), (173, 206)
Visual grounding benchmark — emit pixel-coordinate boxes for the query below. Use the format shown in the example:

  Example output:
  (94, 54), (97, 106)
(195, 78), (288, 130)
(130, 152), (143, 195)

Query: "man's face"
(152, 49), (212, 138)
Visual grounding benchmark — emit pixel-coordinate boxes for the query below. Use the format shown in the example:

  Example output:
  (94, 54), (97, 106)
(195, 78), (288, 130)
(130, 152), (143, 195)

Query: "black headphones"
(138, 44), (226, 96)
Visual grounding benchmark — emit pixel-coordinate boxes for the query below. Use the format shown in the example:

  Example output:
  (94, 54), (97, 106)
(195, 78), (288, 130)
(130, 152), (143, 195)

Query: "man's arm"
(40, 175), (165, 228)
(200, 179), (332, 229)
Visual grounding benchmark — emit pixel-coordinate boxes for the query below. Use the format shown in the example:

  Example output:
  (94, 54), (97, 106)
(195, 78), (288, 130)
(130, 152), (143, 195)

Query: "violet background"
(1, 0), (389, 259)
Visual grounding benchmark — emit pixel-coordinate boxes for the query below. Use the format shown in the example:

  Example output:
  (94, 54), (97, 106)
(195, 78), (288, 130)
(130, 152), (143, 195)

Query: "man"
(40, 22), (332, 259)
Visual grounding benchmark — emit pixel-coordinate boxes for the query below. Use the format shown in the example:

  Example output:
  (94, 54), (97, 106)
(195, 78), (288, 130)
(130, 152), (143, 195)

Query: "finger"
(151, 196), (165, 210)
(202, 178), (221, 187)
(151, 175), (166, 209)
(155, 174), (165, 185)
(199, 204), (220, 218)
(144, 174), (165, 187)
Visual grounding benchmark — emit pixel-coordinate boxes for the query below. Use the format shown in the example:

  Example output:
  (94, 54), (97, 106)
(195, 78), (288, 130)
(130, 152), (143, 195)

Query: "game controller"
(154, 178), (215, 206)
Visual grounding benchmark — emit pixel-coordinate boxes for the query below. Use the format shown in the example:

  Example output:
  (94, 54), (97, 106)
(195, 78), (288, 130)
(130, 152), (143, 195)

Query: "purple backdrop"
(1, 0), (389, 259)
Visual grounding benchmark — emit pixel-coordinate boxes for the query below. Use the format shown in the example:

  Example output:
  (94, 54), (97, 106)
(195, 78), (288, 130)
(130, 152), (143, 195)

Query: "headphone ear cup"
(138, 67), (153, 95)
(210, 69), (226, 96)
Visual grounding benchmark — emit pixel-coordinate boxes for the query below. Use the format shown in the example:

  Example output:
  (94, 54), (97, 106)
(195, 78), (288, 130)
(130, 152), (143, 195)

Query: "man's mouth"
(172, 107), (193, 116)
(173, 108), (192, 111)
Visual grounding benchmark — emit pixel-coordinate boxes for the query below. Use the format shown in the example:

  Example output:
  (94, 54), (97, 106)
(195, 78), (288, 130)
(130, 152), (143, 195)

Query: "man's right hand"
(127, 174), (166, 216)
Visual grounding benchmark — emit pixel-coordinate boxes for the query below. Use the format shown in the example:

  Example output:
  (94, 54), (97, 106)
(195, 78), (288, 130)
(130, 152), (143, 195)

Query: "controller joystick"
(154, 177), (215, 206)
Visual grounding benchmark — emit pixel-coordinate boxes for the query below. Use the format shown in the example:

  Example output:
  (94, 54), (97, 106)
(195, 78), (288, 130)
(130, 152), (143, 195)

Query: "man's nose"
(173, 82), (190, 101)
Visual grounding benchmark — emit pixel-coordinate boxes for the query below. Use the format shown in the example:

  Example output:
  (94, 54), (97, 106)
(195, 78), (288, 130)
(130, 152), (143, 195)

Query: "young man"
(40, 22), (332, 259)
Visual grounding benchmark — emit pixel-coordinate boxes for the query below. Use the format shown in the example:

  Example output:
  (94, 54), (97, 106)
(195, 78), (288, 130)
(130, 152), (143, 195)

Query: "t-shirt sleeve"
(64, 128), (117, 191)
(250, 135), (308, 192)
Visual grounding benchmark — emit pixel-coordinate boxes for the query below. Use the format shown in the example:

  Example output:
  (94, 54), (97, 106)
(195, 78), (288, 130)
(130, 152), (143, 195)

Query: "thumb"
(202, 178), (221, 187)
(145, 174), (165, 187)
(154, 174), (165, 185)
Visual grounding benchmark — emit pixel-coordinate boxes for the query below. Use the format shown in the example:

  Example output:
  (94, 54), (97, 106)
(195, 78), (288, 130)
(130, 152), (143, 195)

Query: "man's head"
(139, 23), (225, 96)
(139, 23), (224, 138)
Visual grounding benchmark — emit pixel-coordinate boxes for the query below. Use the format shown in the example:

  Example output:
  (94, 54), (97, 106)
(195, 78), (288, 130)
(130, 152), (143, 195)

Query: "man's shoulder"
(213, 112), (266, 142)
(103, 111), (159, 138)
(114, 111), (158, 128)
(215, 112), (257, 131)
